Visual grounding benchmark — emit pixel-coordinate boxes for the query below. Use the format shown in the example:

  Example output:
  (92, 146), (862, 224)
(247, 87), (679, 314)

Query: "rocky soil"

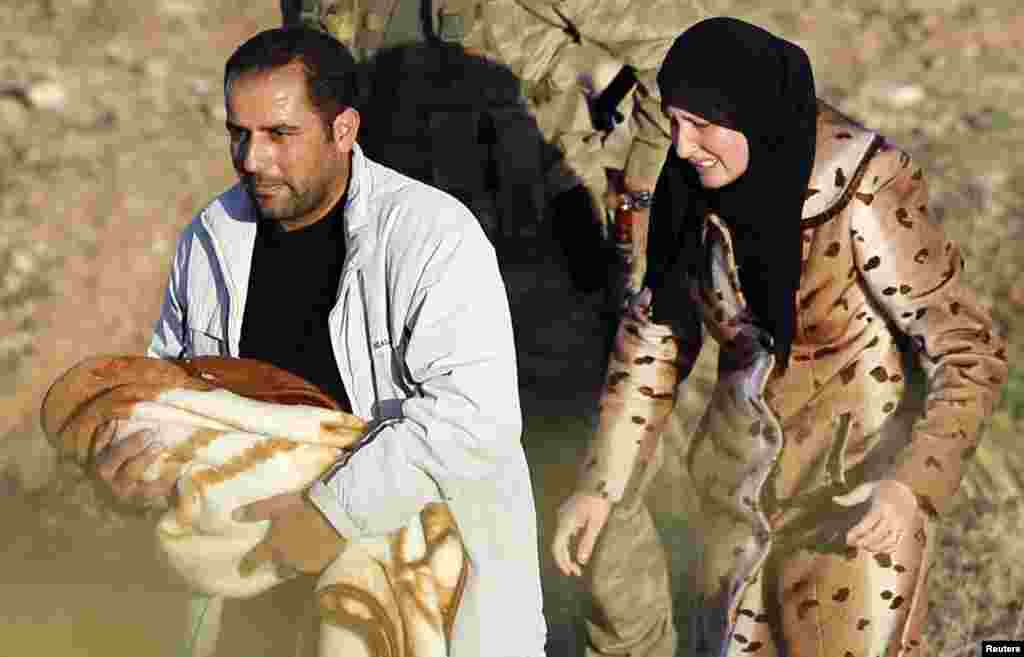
(0, 0), (1022, 655)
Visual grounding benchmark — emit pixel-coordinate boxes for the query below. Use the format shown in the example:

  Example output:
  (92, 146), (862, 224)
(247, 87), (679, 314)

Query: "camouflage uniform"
(463, 0), (703, 223)
(283, 0), (706, 261)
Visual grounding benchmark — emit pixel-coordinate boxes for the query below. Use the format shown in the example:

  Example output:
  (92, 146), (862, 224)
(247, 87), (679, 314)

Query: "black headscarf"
(645, 17), (818, 372)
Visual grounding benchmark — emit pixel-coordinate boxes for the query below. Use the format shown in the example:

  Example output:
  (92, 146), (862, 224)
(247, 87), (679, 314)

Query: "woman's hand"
(833, 479), (920, 553)
(551, 493), (612, 577)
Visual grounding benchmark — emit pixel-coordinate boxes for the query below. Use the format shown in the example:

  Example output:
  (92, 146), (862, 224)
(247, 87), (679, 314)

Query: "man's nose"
(238, 135), (268, 175)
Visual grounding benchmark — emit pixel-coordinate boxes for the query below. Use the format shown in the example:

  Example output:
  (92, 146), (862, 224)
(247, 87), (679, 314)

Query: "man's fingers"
(90, 420), (119, 459)
(136, 470), (179, 500)
(235, 492), (304, 523)
(109, 477), (139, 503)
(95, 431), (153, 481)
(238, 541), (276, 577)
(120, 443), (165, 481)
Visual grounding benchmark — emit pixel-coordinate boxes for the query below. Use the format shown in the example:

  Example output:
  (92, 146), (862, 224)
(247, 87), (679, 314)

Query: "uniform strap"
(432, 0), (478, 43)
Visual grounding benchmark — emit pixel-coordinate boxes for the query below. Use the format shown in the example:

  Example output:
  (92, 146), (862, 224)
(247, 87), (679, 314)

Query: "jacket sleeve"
(475, 0), (702, 93)
(147, 226), (191, 359)
(851, 144), (1009, 516)
(308, 211), (524, 539)
(475, 0), (684, 188)
(575, 290), (703, 507)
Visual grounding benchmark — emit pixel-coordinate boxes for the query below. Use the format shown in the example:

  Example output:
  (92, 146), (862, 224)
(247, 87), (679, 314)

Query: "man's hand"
(93, 421), (178, 505)
(236, 492), (347, 576)
(551, 492), (612, 577)
(833, 479), (920, 553)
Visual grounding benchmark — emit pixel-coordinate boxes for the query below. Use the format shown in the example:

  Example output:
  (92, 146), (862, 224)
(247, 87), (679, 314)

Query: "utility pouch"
(590, 64), (638, 133)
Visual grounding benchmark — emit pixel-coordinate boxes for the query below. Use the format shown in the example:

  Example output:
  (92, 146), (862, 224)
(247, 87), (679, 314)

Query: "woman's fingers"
(860, 520), (895, 552)
(846, 508), (883, 546)
(576, 504), (610, 567)
(851, 515), (903, 553)
(551, 504), (584, 577)
(842, 480), (919, 552)
(551, 495), (612, 577)
(876, 528), (902, 554)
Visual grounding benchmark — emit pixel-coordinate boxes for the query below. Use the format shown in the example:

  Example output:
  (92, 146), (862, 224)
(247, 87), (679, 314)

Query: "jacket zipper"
(201, 213), (241, 356)
(357, 269), (382, 408)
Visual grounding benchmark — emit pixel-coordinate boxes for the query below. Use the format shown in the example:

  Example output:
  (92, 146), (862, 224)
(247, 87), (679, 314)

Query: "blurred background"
(0, 0), (1021, 655)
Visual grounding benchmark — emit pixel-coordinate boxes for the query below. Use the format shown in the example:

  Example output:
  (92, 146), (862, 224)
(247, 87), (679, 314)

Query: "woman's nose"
(674, 131), (698, 159)
(673, 119), (702, 157)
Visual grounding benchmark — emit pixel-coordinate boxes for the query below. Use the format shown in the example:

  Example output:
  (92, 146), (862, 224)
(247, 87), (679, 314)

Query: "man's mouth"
(690, 158), (718, 169)
(249, 183), (285, 199)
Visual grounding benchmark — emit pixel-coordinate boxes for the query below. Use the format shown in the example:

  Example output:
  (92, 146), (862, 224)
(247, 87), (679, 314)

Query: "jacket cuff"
(307, 478), (365, 540)
(624, 91), (671, 191)
(888, 434), (968, 518)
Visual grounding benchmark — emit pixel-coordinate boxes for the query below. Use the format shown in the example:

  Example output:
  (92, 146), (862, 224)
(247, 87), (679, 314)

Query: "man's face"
(226, 61), (358, 231)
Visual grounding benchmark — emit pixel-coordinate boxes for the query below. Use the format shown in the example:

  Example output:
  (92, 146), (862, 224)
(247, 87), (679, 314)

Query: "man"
(92, 27), (546, 656)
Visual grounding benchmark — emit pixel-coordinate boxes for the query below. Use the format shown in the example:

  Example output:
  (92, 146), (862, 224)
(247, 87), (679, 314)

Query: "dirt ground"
(1, 0), (1022, 655)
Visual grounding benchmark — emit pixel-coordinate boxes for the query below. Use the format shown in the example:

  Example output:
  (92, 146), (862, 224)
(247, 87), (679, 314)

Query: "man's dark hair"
(224, 27), (360, 137)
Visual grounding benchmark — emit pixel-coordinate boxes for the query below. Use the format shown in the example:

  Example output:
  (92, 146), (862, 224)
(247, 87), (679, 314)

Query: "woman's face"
(665, 105), (750, 188)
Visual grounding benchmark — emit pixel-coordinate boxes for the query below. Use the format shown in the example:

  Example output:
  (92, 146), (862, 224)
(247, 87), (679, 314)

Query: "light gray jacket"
(148, 143), (547, 657)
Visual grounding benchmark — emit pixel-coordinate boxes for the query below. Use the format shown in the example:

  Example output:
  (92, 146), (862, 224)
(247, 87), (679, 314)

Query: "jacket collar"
(800, 101), (882, 226)
(200, 184), (257, 299)
(338, 143), (377, 283)
(200, 142), (378, 287)
(344, 142), (373, 235)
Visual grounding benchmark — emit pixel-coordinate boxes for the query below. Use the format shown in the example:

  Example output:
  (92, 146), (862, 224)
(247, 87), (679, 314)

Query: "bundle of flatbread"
(40, 355), (467, 657)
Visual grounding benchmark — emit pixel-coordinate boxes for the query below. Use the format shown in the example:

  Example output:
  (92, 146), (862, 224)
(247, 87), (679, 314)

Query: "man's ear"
(332, 107), (360, 152)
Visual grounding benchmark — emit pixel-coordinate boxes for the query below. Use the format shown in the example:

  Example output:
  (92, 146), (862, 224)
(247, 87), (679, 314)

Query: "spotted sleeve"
(850, 144), (1009, 516)
(575, 291), (702, 506)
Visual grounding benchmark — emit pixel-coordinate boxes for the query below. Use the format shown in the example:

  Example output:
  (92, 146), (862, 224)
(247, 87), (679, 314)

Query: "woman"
(551, 17), (1008, 657)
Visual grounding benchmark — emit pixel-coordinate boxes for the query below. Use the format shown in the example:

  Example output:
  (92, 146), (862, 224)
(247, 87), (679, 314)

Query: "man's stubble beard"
(249, 183), (325, 223)
(241, 145), (348, 227)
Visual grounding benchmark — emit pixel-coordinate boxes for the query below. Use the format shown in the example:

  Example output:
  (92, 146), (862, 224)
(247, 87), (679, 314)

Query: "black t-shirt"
(238, 197), (351, 410)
